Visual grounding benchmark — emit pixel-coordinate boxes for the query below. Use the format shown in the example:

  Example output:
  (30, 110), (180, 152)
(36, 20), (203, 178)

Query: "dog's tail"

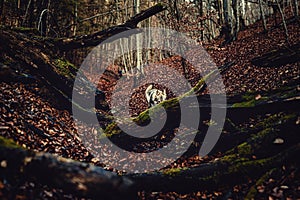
(145, 84), (153, 103)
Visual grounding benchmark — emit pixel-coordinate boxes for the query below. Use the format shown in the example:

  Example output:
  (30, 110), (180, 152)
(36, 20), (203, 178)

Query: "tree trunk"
(232, 0), (240, 39)
(73, 0), (78, 36)
(0, 0), (4, 21)
(222, 0), (234, 44)
(259, 0), (267, 32)
(276, 0), (290, 43)
(294, 0), (299, 19)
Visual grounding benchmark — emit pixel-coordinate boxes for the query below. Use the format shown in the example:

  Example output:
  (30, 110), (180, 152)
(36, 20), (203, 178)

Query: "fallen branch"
(52, 4), (167, 50)
(251, 42), (300, 67)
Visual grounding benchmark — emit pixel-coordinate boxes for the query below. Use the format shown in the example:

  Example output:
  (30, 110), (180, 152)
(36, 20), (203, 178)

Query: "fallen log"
(0, 137), (135, 200)
(103, 82), (299, 138)
(251, 42), (300, 67)
(125, 114), (299, 193)
(0, 113), (298, 198)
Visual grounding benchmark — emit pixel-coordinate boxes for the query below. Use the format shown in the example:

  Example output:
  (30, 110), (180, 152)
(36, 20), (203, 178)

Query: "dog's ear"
(163, 89), (167, 97)
(145, 84), (153, 93)
(145, 84), (153, 102)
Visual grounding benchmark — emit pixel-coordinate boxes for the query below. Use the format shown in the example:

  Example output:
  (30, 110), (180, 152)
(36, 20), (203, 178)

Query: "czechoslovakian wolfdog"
(145, 84), (167, 107)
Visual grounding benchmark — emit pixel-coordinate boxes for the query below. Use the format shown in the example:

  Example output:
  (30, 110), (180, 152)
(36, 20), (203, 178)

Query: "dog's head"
(151, 89), (167, 106)
(145, 85), (167, 107)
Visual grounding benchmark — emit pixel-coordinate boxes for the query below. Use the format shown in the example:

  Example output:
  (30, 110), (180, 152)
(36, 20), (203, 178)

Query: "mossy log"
(245, 168), (277, 199)
(0, 114), (298, 198)
(125, 114), (299, 193)
(101, 83), (299, 157)
(103, 83), (299, 138)
(100, 63), (235, 150)
(128, 145), (299, 193)
(0, 137), (135, 200)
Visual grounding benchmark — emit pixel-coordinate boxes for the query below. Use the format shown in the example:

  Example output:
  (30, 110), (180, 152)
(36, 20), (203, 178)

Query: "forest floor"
(0, 14), (299, 200)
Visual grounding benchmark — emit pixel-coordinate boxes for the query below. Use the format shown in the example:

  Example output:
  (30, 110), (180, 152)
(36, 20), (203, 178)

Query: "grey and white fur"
(145, 84), (167, 107)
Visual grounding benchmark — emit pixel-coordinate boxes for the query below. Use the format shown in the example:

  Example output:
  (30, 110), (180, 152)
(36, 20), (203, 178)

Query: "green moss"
(176, 68), (219, 98)
(163, 167), (188, 176)
(232, 99), (256, 107)
(221, 154), (238, 161)
(200, 157), (274, 186)
(239, 113), (295, 134)
(245, 168), (276, 199)
(237, 143), (253, 155)
(232, 85), (298, 108)
(155, 2), (166, 7)
(254, 113), (295, 130)
(133, 110), (151, 124)
(0, 136), (20, 149)
(255, 127), (277, 139)
(15, 27), (33, 31)
(225, 127), (274, 157)
(245, 186), (257, 200)
(232, 96), (269, 108)
(54, 58), (77, 79)
(241, 92), (256, 101)
(133, 97), (179, 124)
(221, 154), (250, 163)
(228, 157), (271, 174)
(102, 122), (122, 138)
(200, 172), (218, 182)
(222, 114), (296, 163)
(162, 97), (179, 109)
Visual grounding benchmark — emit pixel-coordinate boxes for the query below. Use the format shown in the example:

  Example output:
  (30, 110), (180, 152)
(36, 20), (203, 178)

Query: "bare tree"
(0, 0), (4, 23)
(259, 0), (267, 32)
(134, 0), (144, 78)
(293, 0), (299, 19)
(73, 0), (78, 36)
(275, 0), (290, 43)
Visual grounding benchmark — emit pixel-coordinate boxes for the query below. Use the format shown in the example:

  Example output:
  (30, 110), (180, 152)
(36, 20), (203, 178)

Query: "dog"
(145, 84), (167, 107)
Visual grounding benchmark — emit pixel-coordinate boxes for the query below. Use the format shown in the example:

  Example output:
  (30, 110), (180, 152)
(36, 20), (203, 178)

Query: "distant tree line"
(1, 0), (298, 38)
(0, 0), (297, 73)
